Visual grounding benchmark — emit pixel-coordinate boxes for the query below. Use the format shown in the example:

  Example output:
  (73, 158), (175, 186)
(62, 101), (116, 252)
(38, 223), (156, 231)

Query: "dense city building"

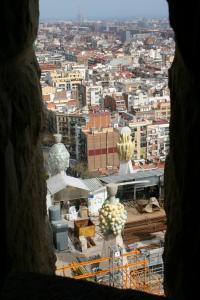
(36, 16), (174, 296)
(37, 18), (174, 175)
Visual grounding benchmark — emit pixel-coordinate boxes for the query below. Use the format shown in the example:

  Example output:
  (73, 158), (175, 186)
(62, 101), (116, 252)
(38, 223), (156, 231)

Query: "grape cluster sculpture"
(99, 202), (127, 236)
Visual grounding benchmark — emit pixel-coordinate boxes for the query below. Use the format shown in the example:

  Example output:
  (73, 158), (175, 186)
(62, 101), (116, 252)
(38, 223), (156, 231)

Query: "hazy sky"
(40, 0), (168, 20)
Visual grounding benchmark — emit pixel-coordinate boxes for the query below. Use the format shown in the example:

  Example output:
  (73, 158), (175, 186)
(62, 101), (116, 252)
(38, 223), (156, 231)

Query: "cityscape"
(37, 9), (174, 296)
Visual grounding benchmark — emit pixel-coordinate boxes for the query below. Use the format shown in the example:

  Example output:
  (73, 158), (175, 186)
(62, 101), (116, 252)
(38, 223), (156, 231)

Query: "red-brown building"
(84, 111), (111, 130)
(39, 63), (57, 72)
(104, 94), (128, 112)
(83, 128), (119, 172)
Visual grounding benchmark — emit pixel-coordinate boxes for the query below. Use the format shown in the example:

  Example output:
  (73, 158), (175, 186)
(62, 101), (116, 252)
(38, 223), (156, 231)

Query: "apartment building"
(104, 94), (128, 113)
(48, 69), (83, 90)
(129, 120), (152, 160)
(154, 101), (170, 121)
(147, 120), (169, 161)
(83, 127), (119, 172)
(84, 111), (111, 131)
(86, 85), (103, 107)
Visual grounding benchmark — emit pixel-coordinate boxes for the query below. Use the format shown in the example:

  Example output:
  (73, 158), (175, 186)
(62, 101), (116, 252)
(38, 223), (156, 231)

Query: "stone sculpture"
(47, 134), (70, 176)
(117, 127), (135, 175)
(99, 183), (127, 237)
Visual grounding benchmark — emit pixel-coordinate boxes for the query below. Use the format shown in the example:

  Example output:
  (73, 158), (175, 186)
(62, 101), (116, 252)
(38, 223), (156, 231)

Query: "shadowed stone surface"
(164, 1), (200, 299)
(1, 0), (200, 300)
(2, 273), (168, 300)
(0, 0), (55, 285)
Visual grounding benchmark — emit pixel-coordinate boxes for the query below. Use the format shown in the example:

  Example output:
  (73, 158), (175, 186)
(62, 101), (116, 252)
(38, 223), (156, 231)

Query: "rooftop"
(83, 178), (105, 192)
(99, 168), (164, 184)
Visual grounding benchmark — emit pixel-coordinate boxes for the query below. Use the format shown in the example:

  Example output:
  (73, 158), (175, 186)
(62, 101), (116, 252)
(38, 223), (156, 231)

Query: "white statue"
(99, 183), (127, 237)
(47, 134), (70, 176)
(99, 183), (128, 271)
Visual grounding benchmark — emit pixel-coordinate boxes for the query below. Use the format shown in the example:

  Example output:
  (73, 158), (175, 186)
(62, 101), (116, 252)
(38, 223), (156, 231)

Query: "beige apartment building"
(48, 69), (83, 90)
(129, 120), (151, 160)
(42, 85), (56, 95)
(154, 101), (170, 121)
(147, 120), (170, 160)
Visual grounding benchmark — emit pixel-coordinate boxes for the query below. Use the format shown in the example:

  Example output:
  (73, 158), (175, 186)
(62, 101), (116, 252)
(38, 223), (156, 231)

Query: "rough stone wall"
(2, 273), (167, 300)
(0, 0), (55, 284)
(164, 1), (200, 299)
(1, 1), (200, 300)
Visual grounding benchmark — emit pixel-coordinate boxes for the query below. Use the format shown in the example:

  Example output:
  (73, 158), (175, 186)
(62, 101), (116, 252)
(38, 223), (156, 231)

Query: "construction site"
(46, 129), (166, 296)
(55, 232), (164, 295)
(52, 198), (165, 296)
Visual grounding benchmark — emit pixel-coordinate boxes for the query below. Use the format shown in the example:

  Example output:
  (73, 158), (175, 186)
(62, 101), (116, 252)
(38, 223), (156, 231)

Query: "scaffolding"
(109, 245), (124, 288)
(56, 247), (164, 295)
